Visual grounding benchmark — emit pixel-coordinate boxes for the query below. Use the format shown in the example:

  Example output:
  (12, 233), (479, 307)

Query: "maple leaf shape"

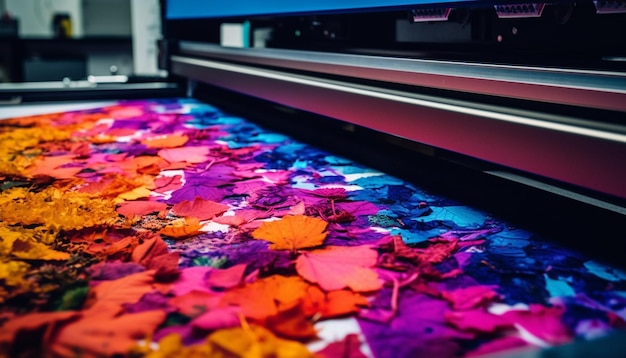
(296, 246), (382, 292)
(171, 197), (229, 220)
(251, 215), (327, 251)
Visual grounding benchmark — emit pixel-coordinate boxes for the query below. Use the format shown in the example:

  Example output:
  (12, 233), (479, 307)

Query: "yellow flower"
(0, 187), (119, 231)
(0, 126), (70, 176)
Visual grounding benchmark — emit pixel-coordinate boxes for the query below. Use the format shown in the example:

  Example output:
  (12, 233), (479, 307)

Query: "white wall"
(82, 0), (131, 36)
(6, 0), (83, 37)
(131, 0), (161, 75)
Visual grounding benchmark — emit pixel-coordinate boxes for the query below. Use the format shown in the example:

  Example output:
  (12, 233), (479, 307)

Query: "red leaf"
(296, 246), (382, 292)
(315, 334), (368, 358)
(169, 290), (219, 317)
(171, 197), (229, 220)
(117, 201), (167, 218)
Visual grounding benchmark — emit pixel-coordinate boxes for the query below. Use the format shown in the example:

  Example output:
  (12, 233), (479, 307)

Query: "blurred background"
(0, 0), (163, 83)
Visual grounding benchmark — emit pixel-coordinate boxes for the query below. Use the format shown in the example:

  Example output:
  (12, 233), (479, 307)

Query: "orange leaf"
(51, 310), (166, 357)
(159, 217), (203, 239)
(301, 285), (369, 319)
(28, 155), (82, 179)
(169, 290), (219, 317)
(296, 246), (382, 292)
(172, 197), (229, 220)
(266, 304), (317, 341)
(85, 270), (157, 312)
(132, 234), (168, 264)
(86, 235), (138, 257)
(221, 275), (308, 320)
(117, 200), (168, 218)
(141, 134), (189, 148)
(251, 215), (327, 251)
(0, 311), (78, 349)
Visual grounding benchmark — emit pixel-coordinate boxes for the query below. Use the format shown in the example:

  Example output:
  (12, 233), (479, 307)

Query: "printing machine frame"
(1, 0), (624, 261)
(162, 0), (626, 264)
(0, 1), (625, 356)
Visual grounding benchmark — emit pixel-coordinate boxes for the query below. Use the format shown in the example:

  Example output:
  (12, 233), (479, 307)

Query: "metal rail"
(172, 54), (626, 200)
(180, 42), (626, 113)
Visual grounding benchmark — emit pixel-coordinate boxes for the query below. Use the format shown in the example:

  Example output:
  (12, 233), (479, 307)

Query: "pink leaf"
(503, 304), (572, 345)
(212, 210), (270, 227)
(172, 266), (213, 296)
(206, 264), (246, 289)
(191, 306), (241, 331)
(445, 309), (512, 332)
(157, 146), (212, 163)
(441, 285), (500, 310)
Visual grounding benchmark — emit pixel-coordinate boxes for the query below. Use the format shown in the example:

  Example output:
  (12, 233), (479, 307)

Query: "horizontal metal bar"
(179, 42), (626, 112)
(172, 55), (626, 200)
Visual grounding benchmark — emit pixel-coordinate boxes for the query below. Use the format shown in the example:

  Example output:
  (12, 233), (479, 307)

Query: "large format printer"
(0, 1), (625, 357)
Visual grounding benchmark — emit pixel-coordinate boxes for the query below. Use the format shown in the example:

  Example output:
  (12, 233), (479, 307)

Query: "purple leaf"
(168, 183), (228, 204)
(359, 290), (473, 358)
(87, 261), (145, 281)
(124, 291), (176, 314)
